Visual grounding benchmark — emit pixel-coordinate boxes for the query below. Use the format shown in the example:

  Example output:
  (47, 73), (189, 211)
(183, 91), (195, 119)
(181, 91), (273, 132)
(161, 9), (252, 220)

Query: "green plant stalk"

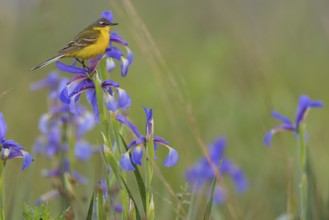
(297, 123), (307, 220)
(0, 161), (5, 220)
(93, 72), (129, 219)
(145, 137), (155, 219)
(59, 122), (71, 210)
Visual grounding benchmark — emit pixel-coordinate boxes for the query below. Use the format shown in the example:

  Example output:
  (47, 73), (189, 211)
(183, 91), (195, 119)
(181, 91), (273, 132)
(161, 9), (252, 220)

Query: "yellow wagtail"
(31, 18), (118, 70)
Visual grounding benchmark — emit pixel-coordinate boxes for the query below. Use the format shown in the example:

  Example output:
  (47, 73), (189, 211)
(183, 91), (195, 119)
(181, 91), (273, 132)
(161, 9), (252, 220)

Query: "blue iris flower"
(0, 113), (33, 170)
(117, 107), (179, 171)
(185, 137), (248, 204)
(56, 62), (131, 122)
(264, 95), (323, 147)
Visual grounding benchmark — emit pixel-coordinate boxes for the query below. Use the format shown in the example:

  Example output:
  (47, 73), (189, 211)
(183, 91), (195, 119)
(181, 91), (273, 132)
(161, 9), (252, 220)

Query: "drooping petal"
(153, 136), (169, 145)
(263, 124), (295, 147)
(120, 153), (135, 171)
(104, 92), (118, 111)
(231, 168), (248, 193)
(110, 32), (128, 46)
(38, 114), (50, 134)
(272, 111), (293, 126)
(116, 115), (140, 137)
(21, 151), (33, 170)
(120, 57), (129, 77)
(56, 62), (87, 74)
(60, 87), (71, 104)
(106, 58), (116, 73)
(126, 47), (134, 64)
(163, 147), (179, 167)
(117, 88), (131, 109)
(131, 146), (143, 166)
(0, 112), (7, 141)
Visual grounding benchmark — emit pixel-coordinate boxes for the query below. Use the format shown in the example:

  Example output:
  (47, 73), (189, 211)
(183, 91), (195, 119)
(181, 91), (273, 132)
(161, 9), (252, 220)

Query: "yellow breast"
(71, 26), (110, 60)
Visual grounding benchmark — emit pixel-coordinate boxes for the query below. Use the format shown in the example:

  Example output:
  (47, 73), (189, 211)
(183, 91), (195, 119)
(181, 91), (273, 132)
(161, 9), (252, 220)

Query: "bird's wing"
(57, 29), (100, 55)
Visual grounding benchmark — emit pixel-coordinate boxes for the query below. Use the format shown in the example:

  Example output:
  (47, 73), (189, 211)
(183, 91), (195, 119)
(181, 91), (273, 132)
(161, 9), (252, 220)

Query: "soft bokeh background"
(1, 0), (329, 219)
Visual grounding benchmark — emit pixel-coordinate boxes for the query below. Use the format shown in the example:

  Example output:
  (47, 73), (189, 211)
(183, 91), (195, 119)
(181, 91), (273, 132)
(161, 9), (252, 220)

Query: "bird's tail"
(31, 55), (64, 70)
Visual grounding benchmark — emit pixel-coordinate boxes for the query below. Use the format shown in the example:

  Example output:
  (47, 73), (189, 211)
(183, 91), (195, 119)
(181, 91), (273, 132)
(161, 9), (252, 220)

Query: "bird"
(31, 17), (118, 70)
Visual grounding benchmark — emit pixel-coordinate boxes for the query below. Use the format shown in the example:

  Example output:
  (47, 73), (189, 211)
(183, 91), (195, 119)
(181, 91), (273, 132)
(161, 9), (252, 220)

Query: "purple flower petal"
(126, 47), (133, 64)
(3, 139), (24, 150)
(30, 71), (61, 91)
(0, 113), (7, 141)
(144, 107), (153, 137)
(120, 153), (135, 171)
(213, 186), (226, 204)
(75, 141), (93, 160)
(102, 11), (114, 23)
(105, 47), (123, 60)
(106, 58), (116, 73)
(116, 115), (140, 137)
(272, 111), (293, 126)
(131, 146), (143, 166)
(104, 93), (118, 111)
(127, 136), (146, 149)
(163, 147), (179, 167)
(231, 168), (248, 193)
(21, 151), (33, 170)
(120, 57), (129, 77)
(60, 87), (71, 104)
(154, 136), (169, 145)
(73, 172), (87, 184)
(117, 88), (131, 109)
(114, 204), (123, 213)
(56, 62), (87, 74)
(264, 124), (295, 147)
(110, 32), (128, 46)
(296, 95), (323, 129)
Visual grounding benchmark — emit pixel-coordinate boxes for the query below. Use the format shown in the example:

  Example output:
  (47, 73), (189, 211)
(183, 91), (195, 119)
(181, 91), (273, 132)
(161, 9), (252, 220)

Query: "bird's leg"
(76, 59), (90, 71)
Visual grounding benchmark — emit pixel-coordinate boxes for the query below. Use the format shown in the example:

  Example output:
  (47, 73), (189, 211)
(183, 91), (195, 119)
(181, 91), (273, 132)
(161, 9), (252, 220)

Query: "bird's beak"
(110, 22), (119, 26)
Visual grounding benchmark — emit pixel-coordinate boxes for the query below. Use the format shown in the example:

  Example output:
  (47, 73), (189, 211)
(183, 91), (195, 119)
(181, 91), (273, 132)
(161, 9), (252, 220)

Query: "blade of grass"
(121, 176), (142, 220)
(203, 159), (223, 220)
(86, 193), (94, 220)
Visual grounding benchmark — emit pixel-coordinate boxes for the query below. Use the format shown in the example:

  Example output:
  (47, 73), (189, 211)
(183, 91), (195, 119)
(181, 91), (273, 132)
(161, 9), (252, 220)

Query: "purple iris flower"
(185, 137), (248, 204)
(116, 107), (179, 171)
(56, 62), (131, 121)
(264, 95), (323, 147)
(0, 112), (33, 170)
(102, 11), (133, 77)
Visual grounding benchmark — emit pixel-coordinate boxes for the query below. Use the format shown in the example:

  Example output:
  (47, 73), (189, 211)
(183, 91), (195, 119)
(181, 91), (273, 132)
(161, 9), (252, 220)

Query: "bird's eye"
(99, 21), (108, 27)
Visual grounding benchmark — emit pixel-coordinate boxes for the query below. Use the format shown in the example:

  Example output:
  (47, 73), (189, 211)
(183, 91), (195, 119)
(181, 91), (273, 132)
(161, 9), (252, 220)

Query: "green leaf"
(203, 160), (223, 220)
(86, 193), (94, 220)
(121, 176), (142, 220)
(120, 135), (147, 213)
(22, 203), (51, 220)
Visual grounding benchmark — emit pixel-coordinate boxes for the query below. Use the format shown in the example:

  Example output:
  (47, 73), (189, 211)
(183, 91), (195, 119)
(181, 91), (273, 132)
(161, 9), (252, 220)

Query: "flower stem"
(145, 137), (155, 219)
(298, 123), (307, 220)
(93, 71), (129, 219)
(0, 161), (5, 220)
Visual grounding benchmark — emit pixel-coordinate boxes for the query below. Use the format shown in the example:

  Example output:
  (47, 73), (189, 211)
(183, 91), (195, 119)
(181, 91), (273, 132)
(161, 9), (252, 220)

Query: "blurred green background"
(1, 0), (329, 219)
